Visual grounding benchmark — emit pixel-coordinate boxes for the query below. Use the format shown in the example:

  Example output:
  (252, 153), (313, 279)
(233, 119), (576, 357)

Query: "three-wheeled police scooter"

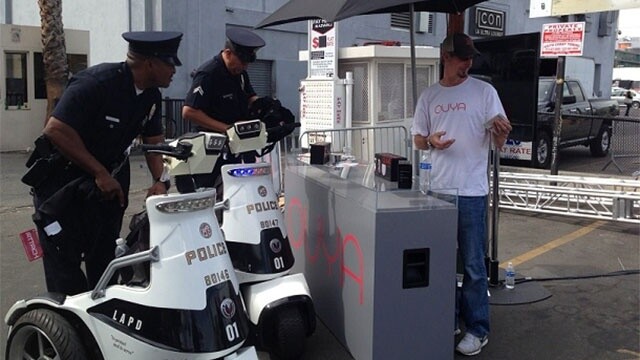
(219, 119), (316, 360)
(4, 133), (257, 360)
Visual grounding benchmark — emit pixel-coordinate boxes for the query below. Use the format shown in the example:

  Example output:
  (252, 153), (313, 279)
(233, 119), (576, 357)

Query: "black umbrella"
(257, 0), (487, 112)
(256, 0), (485, 28)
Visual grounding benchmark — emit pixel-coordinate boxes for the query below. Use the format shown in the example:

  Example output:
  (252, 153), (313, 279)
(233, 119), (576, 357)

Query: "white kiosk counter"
(284, 159), (458, 360)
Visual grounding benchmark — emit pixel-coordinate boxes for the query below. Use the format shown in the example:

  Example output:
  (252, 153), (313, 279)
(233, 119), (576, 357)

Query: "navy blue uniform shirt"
(52, 62), (163, 169)
(184, 54), (256, 128)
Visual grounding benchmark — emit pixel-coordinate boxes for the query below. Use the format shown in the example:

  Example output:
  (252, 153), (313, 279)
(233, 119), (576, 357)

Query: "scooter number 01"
(226, 322), (240, 341)
(274, 256), (285, 270)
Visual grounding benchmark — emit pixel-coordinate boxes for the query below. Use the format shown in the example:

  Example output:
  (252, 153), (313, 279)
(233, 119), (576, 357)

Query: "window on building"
(379, 63), (405, 121)
(34, 52), (88, 100)
(391, 12), (434, 33)
(391, 13), (411, 30)
(34, 52), (46, 99)
(247, 60), (273, 97)
(5, 52), (28, 108)
(379, 63), (435, 121)
(405, 65), (433, 117)
(339, 63), (369, 123)
(68, 54), (88, 76)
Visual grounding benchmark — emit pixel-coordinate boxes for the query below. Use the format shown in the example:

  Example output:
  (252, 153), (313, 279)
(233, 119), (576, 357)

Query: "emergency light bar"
(227, 166), (271, 177)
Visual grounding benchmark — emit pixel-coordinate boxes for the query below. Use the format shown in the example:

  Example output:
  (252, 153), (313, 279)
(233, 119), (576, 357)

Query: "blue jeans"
(456, 196), (490, 338)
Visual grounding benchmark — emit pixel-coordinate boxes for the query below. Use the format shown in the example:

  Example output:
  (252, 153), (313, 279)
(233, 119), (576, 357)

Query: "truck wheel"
(534, 133), (552, 169)
(589, 126), (611, 157)
(269, 306), (306, 360)
(6, 309), (88, 360)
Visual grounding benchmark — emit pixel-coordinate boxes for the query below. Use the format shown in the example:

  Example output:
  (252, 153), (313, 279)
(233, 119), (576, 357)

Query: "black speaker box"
(310, 142), (331, 164)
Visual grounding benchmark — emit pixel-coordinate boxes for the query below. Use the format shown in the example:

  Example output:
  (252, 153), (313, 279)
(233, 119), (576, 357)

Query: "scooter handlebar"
(139, 142), (193, 161)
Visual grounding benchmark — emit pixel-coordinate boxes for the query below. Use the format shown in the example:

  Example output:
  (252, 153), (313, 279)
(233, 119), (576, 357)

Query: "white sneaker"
(456, 333), (488, 356)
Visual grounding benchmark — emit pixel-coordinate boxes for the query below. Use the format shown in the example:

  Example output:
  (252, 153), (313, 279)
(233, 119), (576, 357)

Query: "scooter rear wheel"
(270, 306), (306, 360)
(6, 309), (88, 360)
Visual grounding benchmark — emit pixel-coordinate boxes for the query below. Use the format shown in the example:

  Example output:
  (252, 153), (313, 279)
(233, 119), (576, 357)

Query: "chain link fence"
(603, 113), (640, 177)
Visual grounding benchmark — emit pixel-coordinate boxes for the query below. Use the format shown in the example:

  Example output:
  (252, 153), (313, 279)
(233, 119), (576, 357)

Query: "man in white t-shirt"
(412, 33), (512, 356)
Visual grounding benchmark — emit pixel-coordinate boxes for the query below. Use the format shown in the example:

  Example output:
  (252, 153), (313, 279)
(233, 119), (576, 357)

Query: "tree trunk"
(38, 0), (68, 124)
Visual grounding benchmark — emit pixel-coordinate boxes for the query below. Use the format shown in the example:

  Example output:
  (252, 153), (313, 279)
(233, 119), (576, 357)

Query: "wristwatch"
(426, 135), (433, 150)
(154, 177), (171, 191)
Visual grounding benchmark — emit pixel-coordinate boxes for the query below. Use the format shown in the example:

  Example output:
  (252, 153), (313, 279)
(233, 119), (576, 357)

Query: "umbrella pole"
(409, 4), (418, 109)
(410, 5), (419, 172)
(447, 13), (465, 34)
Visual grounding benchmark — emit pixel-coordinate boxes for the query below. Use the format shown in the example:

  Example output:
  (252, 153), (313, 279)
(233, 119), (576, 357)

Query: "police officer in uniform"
(29, 31), (183, 295)
(182, 28), (266, 188)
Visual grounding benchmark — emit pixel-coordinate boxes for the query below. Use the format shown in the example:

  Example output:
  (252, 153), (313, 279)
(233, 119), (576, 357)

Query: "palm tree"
(38, 0), (68, 123)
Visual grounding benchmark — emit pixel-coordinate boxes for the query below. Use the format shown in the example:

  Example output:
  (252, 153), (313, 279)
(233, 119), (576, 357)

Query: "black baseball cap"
(226, 28), (265, 63)
(441, 33), (480, 59)
(123, 31), (183, 66)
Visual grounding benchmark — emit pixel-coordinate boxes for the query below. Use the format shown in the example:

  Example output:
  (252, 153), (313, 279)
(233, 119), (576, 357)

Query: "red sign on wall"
(541, 21), (585, 57)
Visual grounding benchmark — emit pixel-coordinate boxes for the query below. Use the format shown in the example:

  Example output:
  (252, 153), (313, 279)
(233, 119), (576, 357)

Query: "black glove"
(249, 97), (280, 119)
(266, 122), (300, 143)
(249, 97), (297, 129)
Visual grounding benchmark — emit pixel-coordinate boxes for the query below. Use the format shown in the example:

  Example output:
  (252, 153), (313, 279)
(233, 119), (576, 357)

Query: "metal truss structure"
(495, 172), (640, 224)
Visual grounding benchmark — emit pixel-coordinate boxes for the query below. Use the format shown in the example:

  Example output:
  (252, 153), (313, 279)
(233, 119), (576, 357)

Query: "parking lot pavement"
(1, 152), (638, 359)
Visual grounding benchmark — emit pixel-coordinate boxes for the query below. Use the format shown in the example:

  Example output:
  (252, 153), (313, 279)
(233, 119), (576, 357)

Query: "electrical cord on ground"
(513, 269), (640, 285)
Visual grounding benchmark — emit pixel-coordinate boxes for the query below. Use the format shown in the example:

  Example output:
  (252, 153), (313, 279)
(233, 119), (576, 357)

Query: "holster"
(22, 135), (63, 188)
(22, 156), (61, 188)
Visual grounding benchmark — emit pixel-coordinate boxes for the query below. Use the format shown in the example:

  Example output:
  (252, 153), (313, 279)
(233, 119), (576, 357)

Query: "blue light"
(230, 168), (254, 177)
(228, 166), (271, 177)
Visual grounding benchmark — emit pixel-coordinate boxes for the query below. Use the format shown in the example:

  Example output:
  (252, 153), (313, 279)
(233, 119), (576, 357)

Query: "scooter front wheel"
(270, 306), (306, 360)
(6, 308), (88, 360)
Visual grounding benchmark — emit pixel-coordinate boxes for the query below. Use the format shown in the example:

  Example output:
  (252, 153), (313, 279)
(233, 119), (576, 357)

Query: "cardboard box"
(374, 153), (407, 181)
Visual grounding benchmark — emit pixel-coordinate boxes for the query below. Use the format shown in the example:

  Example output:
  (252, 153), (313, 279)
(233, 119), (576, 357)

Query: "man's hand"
(146, 181), (168, 198)
(428, 131), (455, 150)
(489, 115), (512, 136)
(488, 115), (512, 148)
(95, 172), (125, 207)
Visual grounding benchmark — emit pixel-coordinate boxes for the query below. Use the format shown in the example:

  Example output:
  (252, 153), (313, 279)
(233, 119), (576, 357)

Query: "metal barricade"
(296, 125), (412, 164)
(602, 117), (640, 175)
(161, 98), (190, 139)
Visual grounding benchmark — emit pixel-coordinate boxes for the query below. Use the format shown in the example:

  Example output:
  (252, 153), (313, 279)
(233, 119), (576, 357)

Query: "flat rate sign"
(541, 22), (585, 57)
(308, 20), (337, 79)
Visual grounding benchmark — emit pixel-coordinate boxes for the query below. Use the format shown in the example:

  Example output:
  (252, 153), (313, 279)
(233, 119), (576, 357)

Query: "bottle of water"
(419, 150), (432, 194)
(505, 262), (515, 289)
(114, 237), (129, 258)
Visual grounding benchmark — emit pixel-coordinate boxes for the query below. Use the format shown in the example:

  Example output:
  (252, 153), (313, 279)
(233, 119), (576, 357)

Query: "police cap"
(226, 28), (265, 63)
(123, 31), (183, 66)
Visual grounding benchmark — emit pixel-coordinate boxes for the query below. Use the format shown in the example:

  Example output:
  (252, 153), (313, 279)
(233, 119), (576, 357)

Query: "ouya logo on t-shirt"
(434, 102), (467, 114)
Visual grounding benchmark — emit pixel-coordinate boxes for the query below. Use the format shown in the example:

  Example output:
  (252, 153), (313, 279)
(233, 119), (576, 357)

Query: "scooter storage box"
(310, 142), (331, 165)
(374, 153), (407, 181)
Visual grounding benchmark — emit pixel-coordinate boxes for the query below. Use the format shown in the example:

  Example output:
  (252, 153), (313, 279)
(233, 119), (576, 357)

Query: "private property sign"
(541, 22), (585, 57)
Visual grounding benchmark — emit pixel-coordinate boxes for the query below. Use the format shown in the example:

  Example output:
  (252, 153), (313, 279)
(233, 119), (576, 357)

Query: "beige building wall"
(1, 24), (89, 151)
